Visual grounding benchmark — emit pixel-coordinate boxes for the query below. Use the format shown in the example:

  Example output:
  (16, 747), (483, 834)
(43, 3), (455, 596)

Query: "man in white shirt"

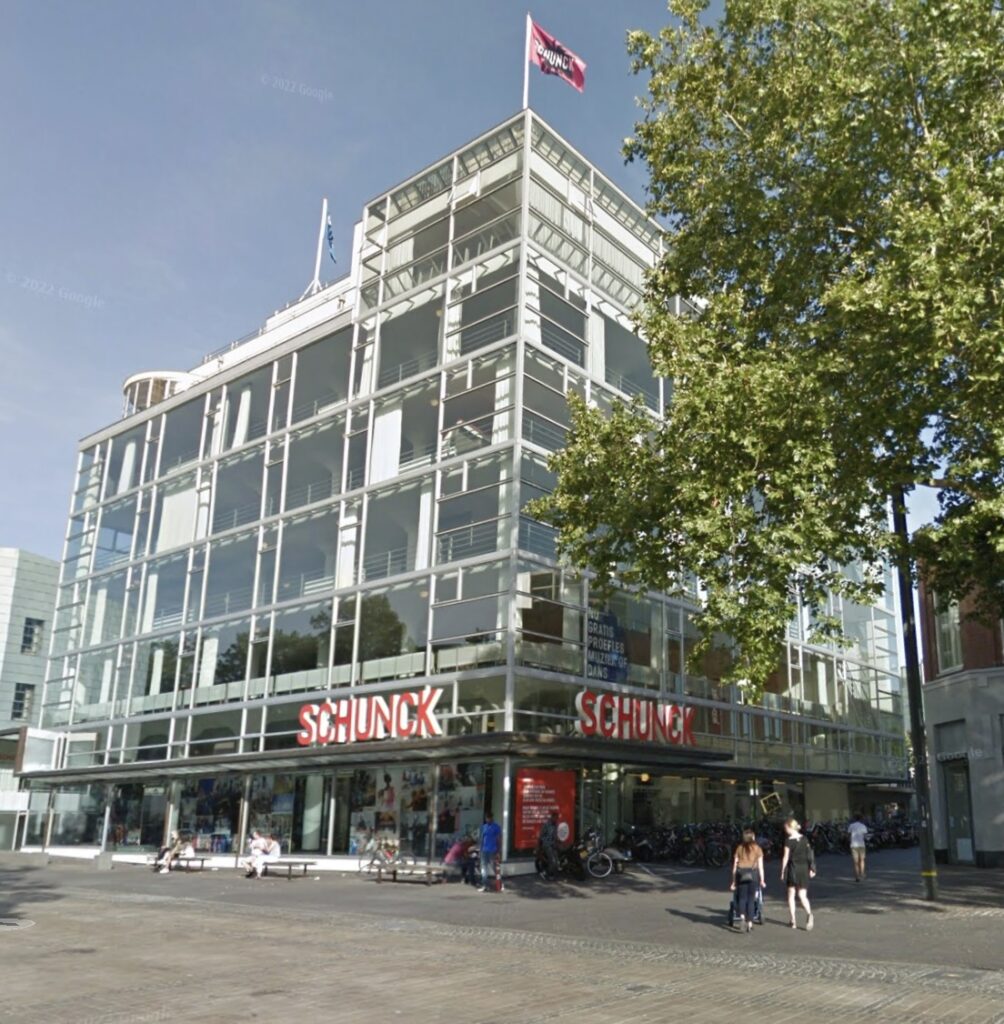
(848, 815), (869, 882)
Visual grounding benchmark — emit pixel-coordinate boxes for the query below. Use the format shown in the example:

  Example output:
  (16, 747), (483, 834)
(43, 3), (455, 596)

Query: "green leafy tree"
(534, 0), (1004, 694)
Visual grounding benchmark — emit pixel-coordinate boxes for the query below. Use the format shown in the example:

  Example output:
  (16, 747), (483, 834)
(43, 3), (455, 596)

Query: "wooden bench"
(262, 857), (317, 880)
(375, 862), (447, 886)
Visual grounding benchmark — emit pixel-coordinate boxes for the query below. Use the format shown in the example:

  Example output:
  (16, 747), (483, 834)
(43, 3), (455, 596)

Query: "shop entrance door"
(943, 760), (974, 864)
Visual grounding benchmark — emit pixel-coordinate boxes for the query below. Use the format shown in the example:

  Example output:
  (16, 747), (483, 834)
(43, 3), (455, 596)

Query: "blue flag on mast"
(326, 215), (336, 264)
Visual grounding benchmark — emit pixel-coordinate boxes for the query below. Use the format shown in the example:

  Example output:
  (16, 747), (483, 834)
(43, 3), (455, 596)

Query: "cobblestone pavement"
(1, 850), (1002, 1024)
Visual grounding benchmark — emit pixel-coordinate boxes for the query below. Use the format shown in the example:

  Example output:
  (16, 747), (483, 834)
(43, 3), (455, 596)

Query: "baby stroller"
(727, 883), (765, 927)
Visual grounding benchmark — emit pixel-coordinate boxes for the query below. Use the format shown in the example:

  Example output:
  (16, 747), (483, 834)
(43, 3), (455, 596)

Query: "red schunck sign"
(575, 690), (696, 746)
(297, 688), (444, 746)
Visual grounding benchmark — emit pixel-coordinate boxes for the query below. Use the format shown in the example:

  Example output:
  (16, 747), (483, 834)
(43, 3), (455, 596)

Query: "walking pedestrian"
(477, 812), (502, 892)
(848, 814), (869, 882)
(729, 828), (765, 934)
(780, 817), (816, 930)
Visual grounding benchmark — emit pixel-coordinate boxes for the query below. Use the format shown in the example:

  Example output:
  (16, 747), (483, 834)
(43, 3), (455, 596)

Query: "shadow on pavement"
(0, 864), (63, 921)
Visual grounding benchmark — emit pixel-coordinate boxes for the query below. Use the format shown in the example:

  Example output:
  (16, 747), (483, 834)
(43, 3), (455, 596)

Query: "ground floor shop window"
(177, 777), (241, 852)
(50, 783), (105, 845)
(109, 782), (168, 848)
(340, 761), (490, 859)
(245, 772), (331, 853)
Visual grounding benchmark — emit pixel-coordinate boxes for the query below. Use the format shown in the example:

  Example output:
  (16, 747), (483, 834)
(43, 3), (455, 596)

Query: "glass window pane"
(106, 424), (146, 497)
(363, 478), (433, 581)
(292, 328), (352, 423)
(204, 533), (257, 619)
(150, 471), (199, 553)
(195, 616), (252, 696)
(277, 506), (339, 602)
(160, 398), (204, 475)
(377, 286), (443, 390)
(358, 583), (428, 682)
(85, 570), (128, 647)
(270, 600), (331, 696)
(286, 417), (345, 511)
(94, 496), (137, 569)
(213, 447), (264, 533)
(140, 552), (188, 632)
(224, 366), (271, 450)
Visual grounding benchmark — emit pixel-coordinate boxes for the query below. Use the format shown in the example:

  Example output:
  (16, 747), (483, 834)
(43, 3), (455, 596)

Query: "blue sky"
(1, 0), (680, 560)
(0, 0), (937, 562)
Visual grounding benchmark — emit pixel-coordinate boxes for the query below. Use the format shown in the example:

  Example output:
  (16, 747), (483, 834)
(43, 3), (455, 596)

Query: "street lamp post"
(891, 484), (939, 901)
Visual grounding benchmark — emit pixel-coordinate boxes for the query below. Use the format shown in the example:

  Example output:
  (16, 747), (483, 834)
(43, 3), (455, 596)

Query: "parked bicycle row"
(609, 816), (918, 867)
(358, 814), (918, 886)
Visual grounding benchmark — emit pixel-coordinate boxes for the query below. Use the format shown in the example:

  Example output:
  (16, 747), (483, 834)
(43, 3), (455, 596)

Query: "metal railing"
(399, 439), (438, 471)
(212, 500), (261, 534)
(285, 476), (336, 510)
(604, 367), (659, 411)
(290, 389), (347, 423)
(518, 517), (557, 558)
(377, 349), (439, 390)
(202, 584), (254, 620)
(436, 518), (500, 563)
(361, 545), (411, 581)
(522, 411), (567, 452)
(539, 318), (585, 366)
(456, 311), (514, 356)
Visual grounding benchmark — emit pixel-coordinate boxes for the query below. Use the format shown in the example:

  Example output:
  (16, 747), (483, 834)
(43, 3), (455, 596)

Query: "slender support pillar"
(892, 484), (938, 900)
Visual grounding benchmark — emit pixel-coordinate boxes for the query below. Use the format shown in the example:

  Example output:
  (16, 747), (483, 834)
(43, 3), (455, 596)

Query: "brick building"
(918, 582), (1004, 866)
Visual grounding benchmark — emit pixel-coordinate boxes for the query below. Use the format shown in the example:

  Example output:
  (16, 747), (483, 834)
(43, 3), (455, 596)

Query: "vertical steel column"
(891, 484), (938, 900)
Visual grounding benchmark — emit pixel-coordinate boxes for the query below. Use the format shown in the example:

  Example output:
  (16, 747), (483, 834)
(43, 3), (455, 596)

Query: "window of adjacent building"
(934, 594), (963, 674)
(21, 617), (45, 654)
(11, 682), (35, 720)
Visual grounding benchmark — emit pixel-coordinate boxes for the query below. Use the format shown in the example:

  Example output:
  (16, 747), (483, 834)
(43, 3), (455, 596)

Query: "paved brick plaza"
(1, 849), (1002, 1024)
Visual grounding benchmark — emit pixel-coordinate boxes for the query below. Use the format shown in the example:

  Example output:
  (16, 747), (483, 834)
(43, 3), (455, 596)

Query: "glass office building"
(24, 112), (908, 862)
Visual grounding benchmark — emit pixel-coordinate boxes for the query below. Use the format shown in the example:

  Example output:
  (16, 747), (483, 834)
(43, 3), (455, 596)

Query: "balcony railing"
(436, 518), (501, 563)
(518, 517), (557, 559)
(604, 367), (659, 411)
(539, 318), (585, 366)
(399, 439), (438, 471)
(285, 476), (337, 510)
(361, 545), (411, 581)
(377, 348), (439, 390)
(457, 311), (514, 356)
(522, 411), (567, 452)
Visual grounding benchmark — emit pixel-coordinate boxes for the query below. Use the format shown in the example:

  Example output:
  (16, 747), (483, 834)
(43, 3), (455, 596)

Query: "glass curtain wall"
(40, 111), (905, 793)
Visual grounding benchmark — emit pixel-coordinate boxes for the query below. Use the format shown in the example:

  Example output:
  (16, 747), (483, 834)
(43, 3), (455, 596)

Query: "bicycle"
(581, 828), (615, 879)
(357, 837), (416, 875)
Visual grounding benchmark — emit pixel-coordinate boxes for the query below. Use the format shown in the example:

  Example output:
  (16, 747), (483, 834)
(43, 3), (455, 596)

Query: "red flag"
(529, 20), (586, 93)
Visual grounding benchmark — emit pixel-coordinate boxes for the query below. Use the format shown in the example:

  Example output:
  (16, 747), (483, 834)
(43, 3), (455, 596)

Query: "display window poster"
(514, 768), (576, 850)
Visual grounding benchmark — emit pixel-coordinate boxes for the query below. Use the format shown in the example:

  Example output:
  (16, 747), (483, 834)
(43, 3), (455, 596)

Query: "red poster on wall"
(514, 768), (577, 850)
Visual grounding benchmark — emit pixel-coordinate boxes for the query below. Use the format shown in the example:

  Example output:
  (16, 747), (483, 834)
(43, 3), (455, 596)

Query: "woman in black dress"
(779, 817), (816, 930)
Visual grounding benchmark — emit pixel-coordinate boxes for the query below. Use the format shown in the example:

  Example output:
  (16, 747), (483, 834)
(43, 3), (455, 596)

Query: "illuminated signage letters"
(574, 690), (696, 746)
(297, 688), (444, 746)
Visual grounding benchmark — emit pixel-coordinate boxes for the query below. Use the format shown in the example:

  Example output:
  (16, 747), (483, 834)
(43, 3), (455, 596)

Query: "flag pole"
(301, 197), (328, 299)
(522, 12), (531, 109)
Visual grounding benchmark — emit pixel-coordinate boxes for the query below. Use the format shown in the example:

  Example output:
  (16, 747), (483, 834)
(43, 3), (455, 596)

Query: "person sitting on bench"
(244, 832), (282, 878)
(241, 831), (266, 877)
(158, 831), (193, 874)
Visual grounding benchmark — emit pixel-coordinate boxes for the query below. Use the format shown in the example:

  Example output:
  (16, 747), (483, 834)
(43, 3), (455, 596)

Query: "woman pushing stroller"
(729, 828), (765, 933)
